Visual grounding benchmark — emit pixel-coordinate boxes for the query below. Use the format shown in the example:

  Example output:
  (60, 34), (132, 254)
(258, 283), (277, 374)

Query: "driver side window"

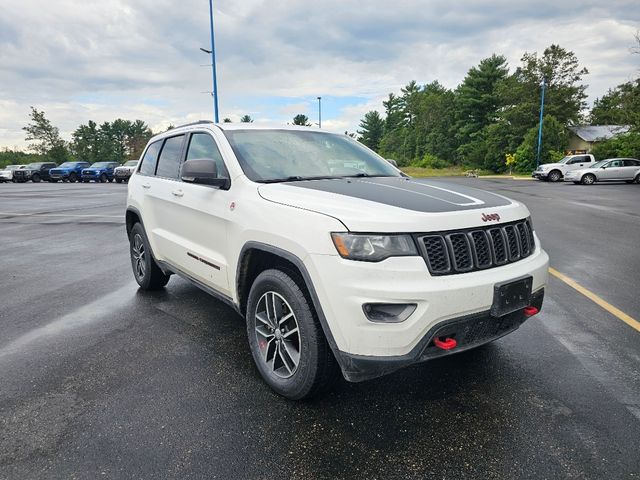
(185, 133), (228, 178)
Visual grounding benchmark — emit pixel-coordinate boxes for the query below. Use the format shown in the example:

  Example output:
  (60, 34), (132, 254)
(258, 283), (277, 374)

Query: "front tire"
(99, 173), (108, 183)
(32, 173), (41, 183)
(69, 172), (78, 183)
(548, 170), (562, 182)
(116, 178), (122, 184)
(581, 174), (596, 185)
(634, 174), (640, 184)
(246, 269), (339, 400)
(129, 223), (170, 290)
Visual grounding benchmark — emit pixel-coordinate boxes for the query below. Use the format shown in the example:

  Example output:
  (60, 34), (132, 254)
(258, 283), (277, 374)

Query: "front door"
(600, 159), (625, 180)
(152, 131), (233, 296)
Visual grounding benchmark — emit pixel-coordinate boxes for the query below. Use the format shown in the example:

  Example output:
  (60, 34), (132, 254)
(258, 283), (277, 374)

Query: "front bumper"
(305, 239), (549, 380)
(340, 289), (544, 381)
(531, 171), (548, 179)
(115, 170), (132, 179)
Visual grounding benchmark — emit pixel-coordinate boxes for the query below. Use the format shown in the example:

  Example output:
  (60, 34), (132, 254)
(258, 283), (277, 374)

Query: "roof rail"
(172, 120), (214, 129)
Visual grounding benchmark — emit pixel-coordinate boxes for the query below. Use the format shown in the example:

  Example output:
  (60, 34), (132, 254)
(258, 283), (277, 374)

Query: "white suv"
(126, 122), (549, 399)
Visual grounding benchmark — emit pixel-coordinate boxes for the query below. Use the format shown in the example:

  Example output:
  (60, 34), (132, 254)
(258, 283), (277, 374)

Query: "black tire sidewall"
(246, 269), (325, 399)
(130, 224), (154, 289)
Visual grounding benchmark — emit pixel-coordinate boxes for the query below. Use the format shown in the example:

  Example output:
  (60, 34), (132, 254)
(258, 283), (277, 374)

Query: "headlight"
(331, 233), (418, 262)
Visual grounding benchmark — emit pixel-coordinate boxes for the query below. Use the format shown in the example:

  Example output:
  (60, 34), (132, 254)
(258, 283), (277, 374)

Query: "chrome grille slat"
(418, 219), (535, 276)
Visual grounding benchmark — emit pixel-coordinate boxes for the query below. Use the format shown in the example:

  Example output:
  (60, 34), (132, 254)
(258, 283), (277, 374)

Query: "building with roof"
(567, 125), (630, 153)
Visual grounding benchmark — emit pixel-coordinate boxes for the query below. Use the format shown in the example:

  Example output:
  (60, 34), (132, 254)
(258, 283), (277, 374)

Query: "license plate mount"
(490, 275), (533, 318)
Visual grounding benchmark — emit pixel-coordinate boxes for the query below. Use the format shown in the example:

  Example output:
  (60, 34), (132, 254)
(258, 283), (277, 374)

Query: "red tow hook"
(433, 336), (457, 350)
(523, 306), (539, 317)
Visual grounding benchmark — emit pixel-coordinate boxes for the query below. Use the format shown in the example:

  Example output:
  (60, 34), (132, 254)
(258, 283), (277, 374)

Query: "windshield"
(90, 162), (110, 168)
(590, 160), (608, 168)
(223, 129), (401, 182)
(124, 161), (138, 167)
(5, 165), (21, 170)
(59, 162), (77, 168)
(26, 163), (42, 169)
(557, 156), (574, 164)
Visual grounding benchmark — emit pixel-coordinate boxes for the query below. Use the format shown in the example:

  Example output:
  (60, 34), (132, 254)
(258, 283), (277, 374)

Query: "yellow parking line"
(549, 267), (640, 333)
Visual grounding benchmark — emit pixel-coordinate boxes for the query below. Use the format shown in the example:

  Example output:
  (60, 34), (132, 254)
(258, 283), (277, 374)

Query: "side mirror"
(386, 158), (398, 167)
(182, 158), (230, 189)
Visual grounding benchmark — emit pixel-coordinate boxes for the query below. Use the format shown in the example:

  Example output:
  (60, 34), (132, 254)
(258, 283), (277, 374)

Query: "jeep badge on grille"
(481, 213), (500, 222)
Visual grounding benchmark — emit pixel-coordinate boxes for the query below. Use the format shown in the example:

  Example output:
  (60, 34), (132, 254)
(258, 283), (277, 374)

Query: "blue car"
(48, 161), (91, 183)
(81, 162), (120, 183)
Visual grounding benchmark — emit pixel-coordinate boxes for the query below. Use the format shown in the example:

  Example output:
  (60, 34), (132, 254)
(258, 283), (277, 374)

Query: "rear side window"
(624, 159), (639, 167)
(139, 141), (162, 176)
(185, 133), (227, 177)
(156, 135), (185, 179)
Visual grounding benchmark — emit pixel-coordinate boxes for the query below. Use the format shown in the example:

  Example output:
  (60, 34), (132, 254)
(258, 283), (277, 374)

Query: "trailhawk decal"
(285, 177), (511, 213)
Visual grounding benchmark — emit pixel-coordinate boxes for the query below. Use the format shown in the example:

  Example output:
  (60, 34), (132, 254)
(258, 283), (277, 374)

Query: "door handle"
(142, 183), (151, 189)
(172, 189), (184, 197)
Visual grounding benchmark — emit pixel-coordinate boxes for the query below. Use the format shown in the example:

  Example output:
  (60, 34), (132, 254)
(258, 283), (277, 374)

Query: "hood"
(115, 166), (135, 171)
(258, 177), (529, 232)
(538, 163), (562, 169)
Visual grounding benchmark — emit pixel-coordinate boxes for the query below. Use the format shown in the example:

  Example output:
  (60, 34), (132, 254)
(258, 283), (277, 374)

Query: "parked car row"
(0, 160), (139, 183)
(532, 155), (640, 185)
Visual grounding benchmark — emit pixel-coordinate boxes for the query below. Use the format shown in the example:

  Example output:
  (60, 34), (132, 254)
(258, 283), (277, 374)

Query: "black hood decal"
(285, 177), (512, 213)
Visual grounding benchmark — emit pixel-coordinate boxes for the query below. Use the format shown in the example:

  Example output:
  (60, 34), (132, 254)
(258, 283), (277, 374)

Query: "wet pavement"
(0, 180), (639, 479)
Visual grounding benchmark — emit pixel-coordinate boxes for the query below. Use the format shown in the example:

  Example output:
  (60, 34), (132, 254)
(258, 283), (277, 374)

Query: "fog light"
(363, 303), (417, 323)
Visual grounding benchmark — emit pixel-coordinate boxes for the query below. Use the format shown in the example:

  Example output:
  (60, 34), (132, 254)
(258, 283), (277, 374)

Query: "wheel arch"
(236, 242), (342, 366)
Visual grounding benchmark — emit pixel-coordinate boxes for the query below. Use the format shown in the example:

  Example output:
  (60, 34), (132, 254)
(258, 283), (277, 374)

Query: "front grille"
(417, 219), (535, 276)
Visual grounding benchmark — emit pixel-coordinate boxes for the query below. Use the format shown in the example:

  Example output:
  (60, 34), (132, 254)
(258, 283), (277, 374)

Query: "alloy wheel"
(254, 291), (301, 379)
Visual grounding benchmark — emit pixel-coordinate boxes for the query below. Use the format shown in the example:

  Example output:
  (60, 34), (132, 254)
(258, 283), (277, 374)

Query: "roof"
(568, 125), (630, 142)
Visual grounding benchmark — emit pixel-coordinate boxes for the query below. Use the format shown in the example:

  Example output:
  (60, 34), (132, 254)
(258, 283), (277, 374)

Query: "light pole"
(317, 96), (322, 129)
(204, 0), (219, 123)
(535, 78), (546, 170)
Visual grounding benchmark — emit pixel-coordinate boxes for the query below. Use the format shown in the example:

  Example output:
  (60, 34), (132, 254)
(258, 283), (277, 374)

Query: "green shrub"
(414, 153), (450, 169)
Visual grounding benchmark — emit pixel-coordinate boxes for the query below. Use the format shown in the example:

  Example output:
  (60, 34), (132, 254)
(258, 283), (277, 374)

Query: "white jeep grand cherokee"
(126, 121), (549, 399)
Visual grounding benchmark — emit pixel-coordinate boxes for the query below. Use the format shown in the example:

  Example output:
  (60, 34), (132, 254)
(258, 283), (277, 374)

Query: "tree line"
(0, 109), (260, 168)
(357, 43), (640, 172)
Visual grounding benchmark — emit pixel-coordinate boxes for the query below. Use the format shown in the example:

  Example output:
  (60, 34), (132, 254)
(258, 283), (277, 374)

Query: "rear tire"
(581, 174), (596, 185)
(129, 223), (170, 290)
(634, 174), (640, 184)
(246, 269), (340, 400)
(548, 170), (562, 182)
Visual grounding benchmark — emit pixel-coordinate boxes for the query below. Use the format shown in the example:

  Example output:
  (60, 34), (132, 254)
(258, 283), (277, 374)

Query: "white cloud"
(0, 0), (638, 149)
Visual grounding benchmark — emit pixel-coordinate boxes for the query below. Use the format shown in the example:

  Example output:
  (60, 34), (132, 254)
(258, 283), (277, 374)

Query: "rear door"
(141, 134), (187, 266)
(622, 159), (640, 180)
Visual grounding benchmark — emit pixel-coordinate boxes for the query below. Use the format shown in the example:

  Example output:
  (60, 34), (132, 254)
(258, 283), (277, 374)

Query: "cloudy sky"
(1, 0), (638, 150)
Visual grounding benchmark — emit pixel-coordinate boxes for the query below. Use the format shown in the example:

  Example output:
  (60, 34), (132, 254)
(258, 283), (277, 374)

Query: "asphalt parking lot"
(0, 179), (639, 479)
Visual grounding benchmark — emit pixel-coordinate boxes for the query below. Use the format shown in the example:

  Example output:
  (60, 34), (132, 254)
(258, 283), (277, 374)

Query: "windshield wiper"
(342, 173), (396, 178)
(259, 175), (340, 184)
